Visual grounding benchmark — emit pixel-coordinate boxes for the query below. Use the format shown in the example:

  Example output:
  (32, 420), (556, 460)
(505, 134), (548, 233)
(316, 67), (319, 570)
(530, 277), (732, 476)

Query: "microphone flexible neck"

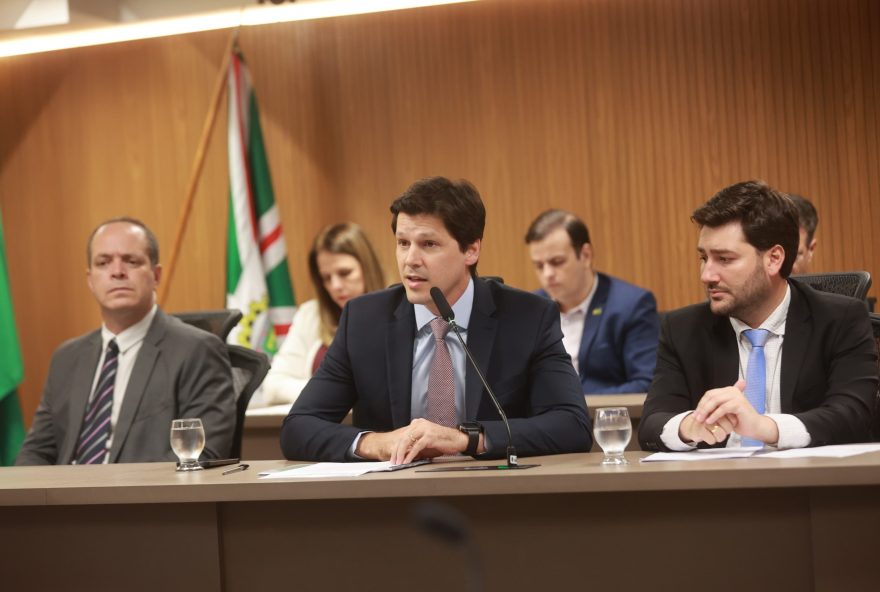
(447, 319), (517, 466)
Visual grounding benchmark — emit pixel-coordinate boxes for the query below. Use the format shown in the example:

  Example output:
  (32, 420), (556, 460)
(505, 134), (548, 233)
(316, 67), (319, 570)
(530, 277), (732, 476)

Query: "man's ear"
(766, 244), (785, 276)
(464, 240), (481, 267)
(580, 243), (593, 265)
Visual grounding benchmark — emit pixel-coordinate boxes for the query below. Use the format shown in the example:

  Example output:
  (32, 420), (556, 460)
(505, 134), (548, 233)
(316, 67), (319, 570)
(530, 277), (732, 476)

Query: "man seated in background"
(16, 217), (236, 465)
(788, 193), (818, 275)
(639, 181), (877, 452)
(281, 177), (591, 463)
(525, 209), (659, 394)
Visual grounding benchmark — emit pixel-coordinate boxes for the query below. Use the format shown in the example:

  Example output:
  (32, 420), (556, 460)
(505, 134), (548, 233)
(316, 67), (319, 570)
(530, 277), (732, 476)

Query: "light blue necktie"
(742, 329), (770, 447)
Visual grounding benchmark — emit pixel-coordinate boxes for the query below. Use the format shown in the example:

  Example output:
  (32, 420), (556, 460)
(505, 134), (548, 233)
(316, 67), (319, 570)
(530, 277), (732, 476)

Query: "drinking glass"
(170, 418), (206, 471)
(593, 407), (631, 465)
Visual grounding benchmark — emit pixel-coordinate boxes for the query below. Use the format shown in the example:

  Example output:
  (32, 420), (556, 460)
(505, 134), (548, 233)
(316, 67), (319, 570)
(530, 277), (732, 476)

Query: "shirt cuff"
(348, 431), (372, 460)
(660, 411), (698, 451)
(765, 414), (811, 449)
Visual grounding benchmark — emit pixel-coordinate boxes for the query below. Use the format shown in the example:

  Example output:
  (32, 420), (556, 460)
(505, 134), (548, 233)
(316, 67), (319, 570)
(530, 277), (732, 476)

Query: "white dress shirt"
(558, 275), (598, 374)
(87, 305), (157, 462)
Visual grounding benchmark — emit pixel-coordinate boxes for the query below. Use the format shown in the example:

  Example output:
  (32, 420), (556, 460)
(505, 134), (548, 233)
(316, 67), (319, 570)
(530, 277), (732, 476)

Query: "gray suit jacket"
(16, 309), (236, 465)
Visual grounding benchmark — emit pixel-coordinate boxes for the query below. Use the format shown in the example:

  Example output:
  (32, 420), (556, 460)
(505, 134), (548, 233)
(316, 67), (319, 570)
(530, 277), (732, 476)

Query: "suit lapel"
(709, 313), (739, 391)
(577, 273), (609, 376)
(465, 279), (497, 420)
(60, 333), (103, 463)
(109, 311), (164, 462)
(386, 295), (416, 427)
(780, 284), (810, 413)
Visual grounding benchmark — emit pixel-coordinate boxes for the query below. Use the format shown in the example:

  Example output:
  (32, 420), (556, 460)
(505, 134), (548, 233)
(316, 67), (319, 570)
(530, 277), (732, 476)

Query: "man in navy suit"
(525, 210), (659, 394)
(281, 177), (591, 463)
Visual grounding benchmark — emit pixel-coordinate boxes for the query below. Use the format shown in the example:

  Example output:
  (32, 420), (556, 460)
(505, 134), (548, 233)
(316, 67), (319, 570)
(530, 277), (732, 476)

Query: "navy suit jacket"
(280, 279), (592, 461)
(639, 280), (879, 451)
(538, 273), (659, 394)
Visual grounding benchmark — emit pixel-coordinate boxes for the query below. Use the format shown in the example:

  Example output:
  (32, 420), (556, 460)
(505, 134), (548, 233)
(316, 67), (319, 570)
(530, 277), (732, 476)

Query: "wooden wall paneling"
(2, 0), (879, 429)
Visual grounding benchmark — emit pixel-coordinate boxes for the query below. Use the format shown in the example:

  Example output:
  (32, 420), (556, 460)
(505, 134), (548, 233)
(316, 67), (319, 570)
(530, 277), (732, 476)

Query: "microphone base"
(495, 464), (540, 470)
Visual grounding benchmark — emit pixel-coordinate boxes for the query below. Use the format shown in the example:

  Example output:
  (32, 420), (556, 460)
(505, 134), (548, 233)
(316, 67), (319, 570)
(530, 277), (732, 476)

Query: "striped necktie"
(75, 339), (119, 464)
(742, 329), (770, 447)
(427, 318), (457, 427)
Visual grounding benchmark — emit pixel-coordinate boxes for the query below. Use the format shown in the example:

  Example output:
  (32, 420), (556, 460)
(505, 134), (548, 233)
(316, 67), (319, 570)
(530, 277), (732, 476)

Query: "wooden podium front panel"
(0, 502), (221, 592)
(219, 488), (813, 592)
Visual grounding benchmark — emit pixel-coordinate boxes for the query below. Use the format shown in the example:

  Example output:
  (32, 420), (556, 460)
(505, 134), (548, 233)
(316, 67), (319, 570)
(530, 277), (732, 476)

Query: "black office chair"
(227, 344), (270, 458)
(172, 309), (243, 341)
(791, 271), (872, 301)
(870, 313), (880, 441)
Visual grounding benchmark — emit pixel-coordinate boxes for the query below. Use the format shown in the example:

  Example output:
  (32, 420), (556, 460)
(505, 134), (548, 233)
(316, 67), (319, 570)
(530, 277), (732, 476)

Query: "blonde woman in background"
(262, 222), (385, 404)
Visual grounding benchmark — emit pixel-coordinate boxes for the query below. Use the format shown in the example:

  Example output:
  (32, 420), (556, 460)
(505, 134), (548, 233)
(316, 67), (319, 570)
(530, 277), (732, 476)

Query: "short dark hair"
(390, 177), (485, 275)
(87, 217), (159, 267)
(788, 193), (819, 244)
(692, 180), (799, 278)
(524, 209), (591, 254)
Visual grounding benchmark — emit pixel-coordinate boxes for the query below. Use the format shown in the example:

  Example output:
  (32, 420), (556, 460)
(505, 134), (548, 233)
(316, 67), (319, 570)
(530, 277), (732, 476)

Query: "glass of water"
(593, 407), (631, 465)
(170, 418), (206, 471)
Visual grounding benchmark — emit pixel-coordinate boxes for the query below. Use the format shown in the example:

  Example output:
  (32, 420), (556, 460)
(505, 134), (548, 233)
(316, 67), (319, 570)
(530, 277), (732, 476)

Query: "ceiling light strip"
(0, 0), (476, 58)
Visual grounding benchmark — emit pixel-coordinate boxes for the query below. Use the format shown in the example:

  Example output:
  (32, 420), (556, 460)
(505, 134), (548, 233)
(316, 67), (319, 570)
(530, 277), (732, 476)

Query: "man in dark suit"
(525, 210), (659, 394)
(788, 193), (819, 275)
(16, 218), (235, 465)
(281, 177), (591, 463)
(639, 181), (877, 451)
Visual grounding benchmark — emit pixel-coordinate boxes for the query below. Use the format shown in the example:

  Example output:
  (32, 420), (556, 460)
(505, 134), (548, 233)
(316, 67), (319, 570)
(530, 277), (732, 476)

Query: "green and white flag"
(226, 50), (296, 355)
(0, 208), (26, 466)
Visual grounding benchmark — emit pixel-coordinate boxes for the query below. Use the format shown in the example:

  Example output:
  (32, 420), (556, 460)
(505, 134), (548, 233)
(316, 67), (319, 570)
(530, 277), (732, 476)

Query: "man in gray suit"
(16, 217), (235, 465)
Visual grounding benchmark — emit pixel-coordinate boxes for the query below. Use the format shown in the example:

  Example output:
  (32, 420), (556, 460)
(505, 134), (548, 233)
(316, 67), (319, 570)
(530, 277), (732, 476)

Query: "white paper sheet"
(259, 460), (429, 479)
(640, 447), (761, 462)
(757, 443), (880, 459)
(641, 443), (880, 462)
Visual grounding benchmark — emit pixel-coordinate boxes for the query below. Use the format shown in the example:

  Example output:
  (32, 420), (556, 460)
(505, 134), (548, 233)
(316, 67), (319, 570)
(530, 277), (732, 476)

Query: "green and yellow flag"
(225, 49), (296, 355)
(0, 208), (25, 466)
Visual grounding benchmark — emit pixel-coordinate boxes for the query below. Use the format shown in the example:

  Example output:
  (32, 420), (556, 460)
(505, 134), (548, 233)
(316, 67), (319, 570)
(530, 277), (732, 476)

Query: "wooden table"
(242, 393), (647, 459)
(3, 450), (879, 591)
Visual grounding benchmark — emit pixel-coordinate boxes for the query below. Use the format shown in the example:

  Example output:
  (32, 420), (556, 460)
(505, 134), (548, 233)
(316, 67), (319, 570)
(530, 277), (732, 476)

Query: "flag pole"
(159, 27), (240, 307)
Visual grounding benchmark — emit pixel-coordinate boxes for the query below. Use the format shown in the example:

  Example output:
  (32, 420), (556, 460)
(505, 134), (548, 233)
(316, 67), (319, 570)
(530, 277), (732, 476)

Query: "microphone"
(430, 286), (535, 469)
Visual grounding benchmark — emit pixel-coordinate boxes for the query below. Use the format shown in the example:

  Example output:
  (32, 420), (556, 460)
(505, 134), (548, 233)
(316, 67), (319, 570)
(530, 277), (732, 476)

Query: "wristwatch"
(458, 422), (483, 456)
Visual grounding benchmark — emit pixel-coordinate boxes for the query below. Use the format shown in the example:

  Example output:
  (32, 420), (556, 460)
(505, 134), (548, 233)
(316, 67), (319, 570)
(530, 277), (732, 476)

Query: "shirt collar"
(729, 284), (790, 338)
(414, 277), (474, 332)
(561, 273), (598, 319)
(101, 304), (157, 353)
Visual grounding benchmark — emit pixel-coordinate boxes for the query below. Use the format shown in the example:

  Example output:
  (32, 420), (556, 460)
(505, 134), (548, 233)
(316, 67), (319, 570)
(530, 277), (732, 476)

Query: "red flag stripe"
(259, 225), (282, 254)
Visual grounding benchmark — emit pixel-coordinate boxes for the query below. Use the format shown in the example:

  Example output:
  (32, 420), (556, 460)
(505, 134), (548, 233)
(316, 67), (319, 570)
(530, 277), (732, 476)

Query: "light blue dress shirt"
(349, 278), (475, 456)
(410, 277), (474, 424)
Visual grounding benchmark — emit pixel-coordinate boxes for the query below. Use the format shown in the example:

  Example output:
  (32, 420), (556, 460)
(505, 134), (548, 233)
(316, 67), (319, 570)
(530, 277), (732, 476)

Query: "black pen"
(222, 463), (249, 475)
